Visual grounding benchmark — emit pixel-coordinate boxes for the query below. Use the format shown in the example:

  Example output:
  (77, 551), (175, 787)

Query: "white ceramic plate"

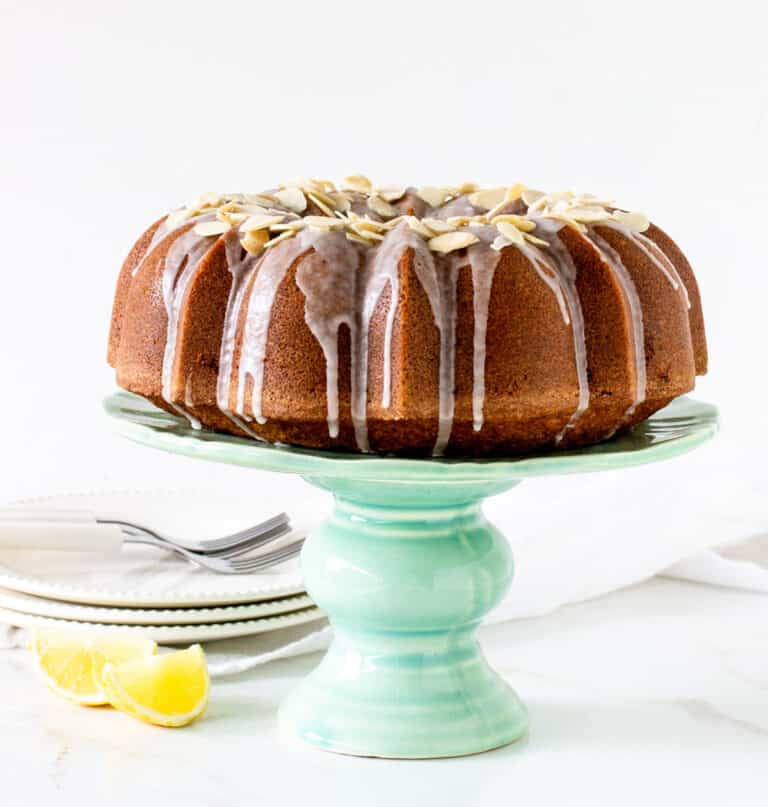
(0, 490), (328, 607)
(0, 586), (314, 625)
(0, 605), (325, 644)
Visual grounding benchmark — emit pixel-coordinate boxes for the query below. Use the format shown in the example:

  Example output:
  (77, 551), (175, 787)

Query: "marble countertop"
(1, 577), (765, 807)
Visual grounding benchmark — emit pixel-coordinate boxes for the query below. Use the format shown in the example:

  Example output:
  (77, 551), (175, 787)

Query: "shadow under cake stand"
(105, 392), (718, 759)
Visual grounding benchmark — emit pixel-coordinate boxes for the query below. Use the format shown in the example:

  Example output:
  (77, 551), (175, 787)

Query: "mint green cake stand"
(104, 392), (717, 758)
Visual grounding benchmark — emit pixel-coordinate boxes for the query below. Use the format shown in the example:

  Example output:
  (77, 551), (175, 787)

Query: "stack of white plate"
(0, 490), (327, 643)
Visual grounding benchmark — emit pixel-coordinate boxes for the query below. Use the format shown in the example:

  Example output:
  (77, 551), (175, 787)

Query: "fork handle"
(0, 508), (97, 523)
(0, 522), (123, 553)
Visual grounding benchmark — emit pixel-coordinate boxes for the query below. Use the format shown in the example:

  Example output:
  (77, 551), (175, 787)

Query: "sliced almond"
(350, 226), (384, 242)
(192, 192), (224, 210)
(416, 186), (452, 208)
(523, 232), (549, 247)
(194, 220), (230, 237)
(244, 193), (279, 207)
(346, 231), (374, 246)
(422, 217), (456, 235)
(487, 183), (527, 218)
(404, 216), (435, 238)
(458, 181), (480, 194)
(468, 187), (506, 211)
(428, 231), (479, 254)
(307, 191), (336, 217)
(354, 216), (389, 233)
(270, 220), (306, 232)
(446, 216), (473, 227)
(331, 191), (352, 212)
(240, 229), (270, 255)
(611, 209), (650, 232)
(380, 215), (404, 231)
(376, 185), (407, 202)
(495, 221), (525, 244)
(491, 213), (536, 232)
(240, 214), (285, 232)
(367, 194), (398, 218)
(564, 206), (611, 223)
(273, 187), (307, 214)
(264, 230), (297, 249)
(303, 215), (344, 230)
(521, 189), (546, 208)
(491, 235), (512, 252)
(341, 174), (373, 194)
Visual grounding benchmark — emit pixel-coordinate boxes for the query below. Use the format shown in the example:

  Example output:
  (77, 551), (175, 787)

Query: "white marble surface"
(1, 577), (765, 807)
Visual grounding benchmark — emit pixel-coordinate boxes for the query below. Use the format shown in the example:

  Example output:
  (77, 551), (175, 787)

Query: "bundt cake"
(108, 177), (707, 457)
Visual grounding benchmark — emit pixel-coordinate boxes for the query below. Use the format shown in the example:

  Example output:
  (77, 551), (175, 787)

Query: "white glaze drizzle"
(215, 231), (264, 440)
(587, 228), (647, 420)
(160, 228), (213, 429)
(467, 243), (501, 432)
(602, 222), (691, 310)
(516, 219), (590, 442)
(294, 231), (360, 441)
(406, 232), (460, 456)
(234, 233), (314, 423)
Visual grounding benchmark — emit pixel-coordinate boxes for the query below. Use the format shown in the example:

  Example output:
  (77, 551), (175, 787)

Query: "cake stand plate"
(105, 392), (718, 758)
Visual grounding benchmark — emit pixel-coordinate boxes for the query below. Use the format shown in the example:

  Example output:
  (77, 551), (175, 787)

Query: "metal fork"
(99, 514), (292, 557)
(0, 508), (301, 573)
(119, 529), (305, 574)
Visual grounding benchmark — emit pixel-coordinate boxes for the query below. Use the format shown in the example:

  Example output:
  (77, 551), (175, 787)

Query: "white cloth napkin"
(1, 429), (765, 676)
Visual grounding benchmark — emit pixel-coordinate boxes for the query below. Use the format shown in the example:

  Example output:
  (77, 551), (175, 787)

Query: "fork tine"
(229, 539), (305, 571)
(195, 512), (291, 552)
(206, 523), (293, 558)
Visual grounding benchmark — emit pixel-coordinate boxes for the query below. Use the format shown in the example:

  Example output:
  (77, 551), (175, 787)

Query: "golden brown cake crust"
(108, 182), (707, 457)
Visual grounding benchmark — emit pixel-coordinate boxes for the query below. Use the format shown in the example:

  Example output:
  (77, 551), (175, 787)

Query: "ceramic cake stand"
(105, 392), (717, 759)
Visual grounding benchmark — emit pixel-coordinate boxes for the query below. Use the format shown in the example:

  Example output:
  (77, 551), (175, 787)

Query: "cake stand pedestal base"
(278, 477), (527, 758)
(105, 391), (718, 759)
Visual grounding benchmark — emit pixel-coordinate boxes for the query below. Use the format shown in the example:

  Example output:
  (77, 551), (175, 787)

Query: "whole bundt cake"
(108, 177), (707, 457)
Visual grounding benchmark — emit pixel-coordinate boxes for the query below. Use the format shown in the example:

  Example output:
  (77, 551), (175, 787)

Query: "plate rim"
(0, 605), (325, 644)
(0, 586), (314, 625)
(0, 490), (306, 607)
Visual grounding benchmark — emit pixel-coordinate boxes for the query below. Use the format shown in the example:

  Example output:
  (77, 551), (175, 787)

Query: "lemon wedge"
(102, 644), (209, 727)
(31, 630), (156, 706)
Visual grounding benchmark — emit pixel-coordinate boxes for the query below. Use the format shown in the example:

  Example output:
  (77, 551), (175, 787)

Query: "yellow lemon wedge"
(102, 644), (209, 727)
(31, 630), (156, 706)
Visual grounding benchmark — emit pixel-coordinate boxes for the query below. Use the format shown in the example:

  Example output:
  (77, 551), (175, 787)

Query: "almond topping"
(240, 229), (270, 255)
(303, 215), (344, 230)
(341, 174), (373, 194)
(491, 214), (536, 232)
(194, 220), (230, 237)
(612, 210), (650, 232)
(376, 185), (407, 202)
(367, 194), (398, 218)
(273, 187), (307, 213)
(422, 218), (456, 235)
(404, 216), (435, 238)
(240, 214), (285, 232)
(495, 221), (526, 244)
(468, 187), (507, 211)
(428, 231), (479, 253)
(416, 186), (452, 208)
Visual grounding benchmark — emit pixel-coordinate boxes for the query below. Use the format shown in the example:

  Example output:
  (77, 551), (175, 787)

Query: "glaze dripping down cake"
(108, 177), (707, 457)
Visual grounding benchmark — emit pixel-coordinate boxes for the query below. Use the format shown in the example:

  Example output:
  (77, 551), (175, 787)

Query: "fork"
(0, 508), (303, 573)
(99, 514), (292, 556)
(120, 529), (305, 574)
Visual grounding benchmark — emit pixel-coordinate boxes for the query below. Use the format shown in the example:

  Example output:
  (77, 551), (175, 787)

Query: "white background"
(1, 2), (768, 802)
(1, 0), (766, 503)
